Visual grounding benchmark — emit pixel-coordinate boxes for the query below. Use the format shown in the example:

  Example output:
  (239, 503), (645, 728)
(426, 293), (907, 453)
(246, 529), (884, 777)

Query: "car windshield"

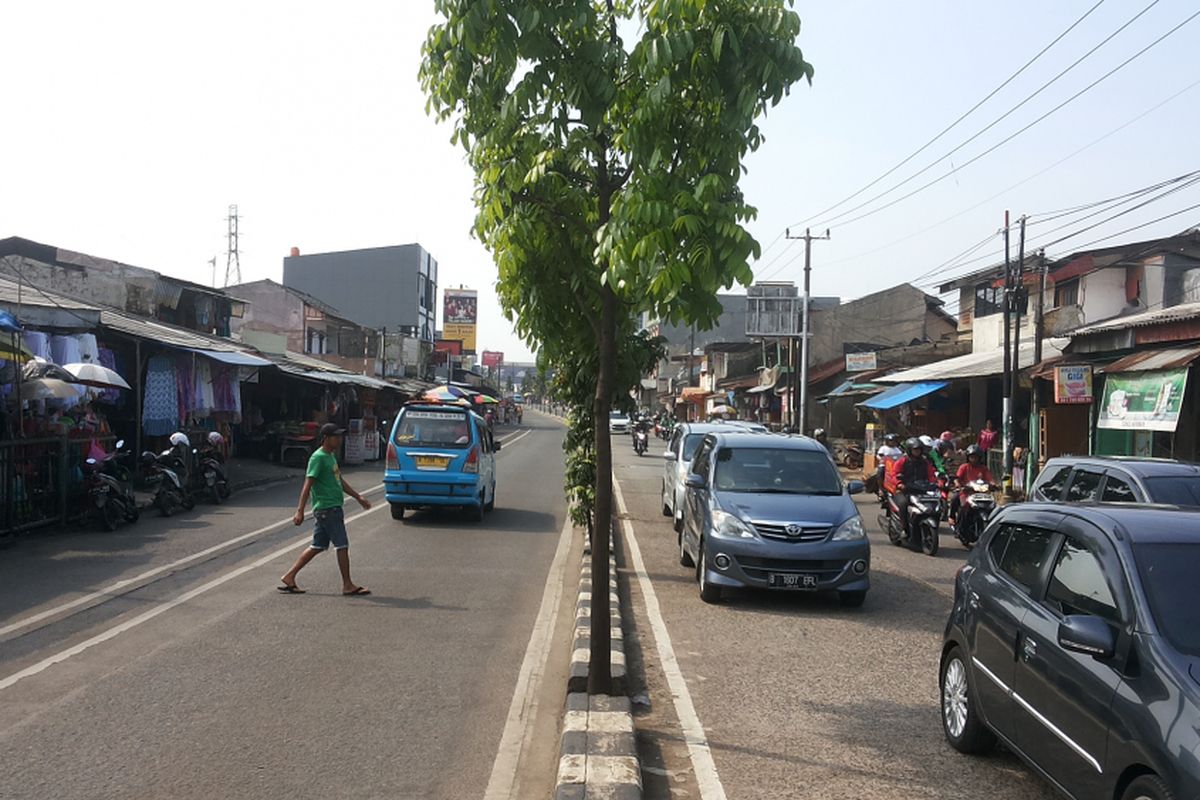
(1144, 476), (1200, 507)
(1134, 542), (1200, 657)
(394, 409), (472, 449)
(682, 433), (707, 461)
(713, 447), (842, 495)
(609, 411), (627, 420)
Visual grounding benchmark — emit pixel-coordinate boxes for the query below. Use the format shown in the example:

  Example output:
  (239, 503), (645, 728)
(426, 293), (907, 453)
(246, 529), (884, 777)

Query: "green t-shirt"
(306, 448), (344, 511)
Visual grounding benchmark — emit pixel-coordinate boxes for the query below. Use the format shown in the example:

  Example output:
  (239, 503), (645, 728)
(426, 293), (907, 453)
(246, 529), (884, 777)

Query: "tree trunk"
(589, 280), (617, 695)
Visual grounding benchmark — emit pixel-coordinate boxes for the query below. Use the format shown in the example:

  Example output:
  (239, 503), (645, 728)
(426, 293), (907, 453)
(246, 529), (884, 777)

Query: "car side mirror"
(846, 480), (865, 495)
(1057, 615), (1116, 659)
(493, 440), (502, 451)
(664, 452), (677, 462)
(685, 473), (706, 490)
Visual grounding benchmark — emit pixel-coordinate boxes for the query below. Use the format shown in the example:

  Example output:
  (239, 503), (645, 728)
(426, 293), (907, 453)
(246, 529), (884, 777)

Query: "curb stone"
(556, 531), (641, 799)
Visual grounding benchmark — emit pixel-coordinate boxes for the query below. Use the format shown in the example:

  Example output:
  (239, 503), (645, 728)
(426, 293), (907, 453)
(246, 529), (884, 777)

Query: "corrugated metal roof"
(1102, 345), (1200, 373)
(877, 338), (1066, 383)
(100, 309), (255, 353)
(1072, 301), (1200, 336)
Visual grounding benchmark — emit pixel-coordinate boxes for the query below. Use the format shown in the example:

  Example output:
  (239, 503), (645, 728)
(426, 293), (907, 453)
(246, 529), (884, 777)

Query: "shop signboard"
(1053, 365), (1093, 404)
(1097, 369), (1188, 432)
(482, 351), (504, 370)
(845, 352), (877, 372)
(443, 288), (478, 353)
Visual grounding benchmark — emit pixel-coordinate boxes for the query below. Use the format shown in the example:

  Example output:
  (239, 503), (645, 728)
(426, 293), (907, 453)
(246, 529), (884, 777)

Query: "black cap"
(320, 423), (346, 440)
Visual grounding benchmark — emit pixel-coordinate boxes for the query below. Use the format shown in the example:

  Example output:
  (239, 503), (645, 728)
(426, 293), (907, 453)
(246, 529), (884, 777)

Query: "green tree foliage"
(422, 0), (812, 691)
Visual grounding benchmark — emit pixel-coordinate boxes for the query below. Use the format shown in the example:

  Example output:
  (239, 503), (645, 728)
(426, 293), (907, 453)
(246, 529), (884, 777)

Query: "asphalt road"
(0, 415), (577, 800)
(613, 432), (1058, 800)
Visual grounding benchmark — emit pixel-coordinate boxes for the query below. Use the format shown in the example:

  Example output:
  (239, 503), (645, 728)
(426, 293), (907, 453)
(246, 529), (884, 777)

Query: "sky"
(3, 1), (1199, 362)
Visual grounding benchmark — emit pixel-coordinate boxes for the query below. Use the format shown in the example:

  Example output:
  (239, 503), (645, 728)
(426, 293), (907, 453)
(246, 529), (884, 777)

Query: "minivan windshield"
(394, 408), (472, 449)
(1134, 542), (1200, 657)
(1144, 476), (1200, 507)
(713, 447), (842, 495)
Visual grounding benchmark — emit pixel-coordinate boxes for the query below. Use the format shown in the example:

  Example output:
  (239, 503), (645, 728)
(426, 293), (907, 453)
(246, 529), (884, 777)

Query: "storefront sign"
(1053, 365), (1093, 404)
(1097, 369), (1189, 432)
(845, 352), (877, 372)
(481, 351), (503, 370)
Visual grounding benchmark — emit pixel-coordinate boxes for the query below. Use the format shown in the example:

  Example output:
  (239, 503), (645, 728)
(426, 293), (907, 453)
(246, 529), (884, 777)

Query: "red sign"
(482, 351), (504, 370)
(434, 339), (463, 356)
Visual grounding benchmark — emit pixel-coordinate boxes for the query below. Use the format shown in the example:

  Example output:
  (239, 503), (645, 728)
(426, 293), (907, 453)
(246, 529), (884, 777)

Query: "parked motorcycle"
(879, 479), (941, 556)
(835, 442), (864, 470)
(199, 431), (232, 503)
(634, 429), (649, 456)
(142, 449), (192, 517)
(85, 440), (139, 531)
(953, 478), (996, 549)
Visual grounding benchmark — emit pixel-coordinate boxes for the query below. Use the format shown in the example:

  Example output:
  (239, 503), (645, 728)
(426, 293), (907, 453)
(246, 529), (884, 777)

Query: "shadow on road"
(399, 507), (559, 534)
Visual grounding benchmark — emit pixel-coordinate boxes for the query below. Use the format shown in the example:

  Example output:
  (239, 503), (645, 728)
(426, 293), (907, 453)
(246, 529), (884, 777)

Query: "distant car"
(384, 403), (499, 522)
(661, 421), (762, 532)
(609, 410), (631, 434)
(679, 432), (869, 606)
(1030, 456), (1200, 506)
(940, 503), (1200, 800)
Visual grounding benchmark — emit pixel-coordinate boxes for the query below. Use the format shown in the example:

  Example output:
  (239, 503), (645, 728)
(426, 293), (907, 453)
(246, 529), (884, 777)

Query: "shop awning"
(1100, 345), (1200, 373)
(678, 387), (712, 404)
(100, 310), (270, 365)
(877, 339), (1065, 383)
(184, 347), (272, 367)
(859, 381), (948, 410)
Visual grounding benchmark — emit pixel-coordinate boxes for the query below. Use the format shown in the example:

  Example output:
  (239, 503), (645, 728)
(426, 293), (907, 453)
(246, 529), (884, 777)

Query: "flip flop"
(277, 584), (306, 594)
(342, 587), (371, 596)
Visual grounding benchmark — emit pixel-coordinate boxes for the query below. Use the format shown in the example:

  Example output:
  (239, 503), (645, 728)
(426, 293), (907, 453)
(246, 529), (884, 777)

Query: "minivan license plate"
(768, 573), (819, 591)
(415, 455), (450, 470)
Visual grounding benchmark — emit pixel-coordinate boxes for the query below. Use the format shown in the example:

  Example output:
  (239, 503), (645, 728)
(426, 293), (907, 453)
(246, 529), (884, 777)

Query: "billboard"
(745, 283), (800, 337)
(1053, 365), (1093, 404)
(443, 288), (478, 353)
(1097, 369), (1188, 432)
(845, 352), (878, 372)
(482, 351), (504, 370)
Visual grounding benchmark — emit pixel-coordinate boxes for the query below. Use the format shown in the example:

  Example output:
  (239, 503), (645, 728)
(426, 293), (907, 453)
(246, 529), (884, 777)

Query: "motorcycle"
(879, 479), (941, 556)
(633, 428), (649, 456)
(835, 442), (864, 470)
(953, 478), (996, 549)
(199, 444), (231, 503)
(85, 440), (139, 531)
(142, 449), (192, 517)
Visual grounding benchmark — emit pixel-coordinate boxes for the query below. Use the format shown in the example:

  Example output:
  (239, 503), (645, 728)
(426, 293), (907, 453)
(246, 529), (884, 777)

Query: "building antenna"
(224, 204), (242, 286)
(209, 255), (218, 288)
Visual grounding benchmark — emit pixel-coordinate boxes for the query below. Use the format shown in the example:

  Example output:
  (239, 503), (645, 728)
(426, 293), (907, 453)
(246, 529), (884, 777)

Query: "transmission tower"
(224, 204), (242, 286)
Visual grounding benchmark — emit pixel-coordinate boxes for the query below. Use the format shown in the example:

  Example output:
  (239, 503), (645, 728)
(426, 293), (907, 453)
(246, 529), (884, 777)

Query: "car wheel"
(940, 646), (996, 755)
(697, 541), (721, 604)
(661, 482), (672, 517)
(468, 498), (484, 522)
(839, 590), (866, 608)
(390, 503), (405, 521)
(678, 529), (694, 568)
(485, 483), (495, 512)
(1121, 774), (1176, 800)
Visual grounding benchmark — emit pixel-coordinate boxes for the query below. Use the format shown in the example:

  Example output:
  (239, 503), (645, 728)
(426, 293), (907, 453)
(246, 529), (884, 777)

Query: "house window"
(1055, 279), (1079, 308)
(974, 283), (1003, 318)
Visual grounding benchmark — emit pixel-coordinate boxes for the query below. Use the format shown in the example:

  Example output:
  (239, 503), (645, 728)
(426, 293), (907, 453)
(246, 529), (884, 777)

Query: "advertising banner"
(1053, 365), (1093, 404)
(443, 289), (478, 353)
(845, 352), (878, 372)
(482, 351), (504, 370)
(1097, 369), (1188, 431)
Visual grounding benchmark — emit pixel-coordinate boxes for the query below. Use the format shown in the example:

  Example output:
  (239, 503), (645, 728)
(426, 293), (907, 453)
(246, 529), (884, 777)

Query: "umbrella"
(423, 385), (472, 403)
(472, 394), (499, 404)
(22, 357), (77, 383)
(62, 362), (131, 390)
(20, 378), (83, 400)
(709, 404), (735, 416)
(0, 332), (33, 363)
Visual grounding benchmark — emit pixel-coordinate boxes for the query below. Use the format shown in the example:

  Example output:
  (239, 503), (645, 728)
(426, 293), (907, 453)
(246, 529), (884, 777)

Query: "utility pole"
(1031, 249), (1048, 486)
(1001, 211), (1013, 488)
(1010, 216), (1027, 495)
(224, 204), (242, 287)
(785, 227), (831, 436)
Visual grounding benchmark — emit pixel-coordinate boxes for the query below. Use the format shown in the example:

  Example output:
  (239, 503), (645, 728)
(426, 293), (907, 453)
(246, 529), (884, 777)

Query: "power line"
(789, 0), (1109, 230)
(804, 3), (1197, 236)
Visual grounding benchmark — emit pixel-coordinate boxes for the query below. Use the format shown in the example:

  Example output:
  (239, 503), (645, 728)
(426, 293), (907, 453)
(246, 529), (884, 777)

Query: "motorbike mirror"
(85, 458), (97, 465)
(115, 439), (125, 450)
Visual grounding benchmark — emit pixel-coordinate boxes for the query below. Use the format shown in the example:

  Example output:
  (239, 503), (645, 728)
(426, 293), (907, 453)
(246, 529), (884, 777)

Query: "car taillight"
(464, 446), (479, 473)
(386, 442), (398, 471)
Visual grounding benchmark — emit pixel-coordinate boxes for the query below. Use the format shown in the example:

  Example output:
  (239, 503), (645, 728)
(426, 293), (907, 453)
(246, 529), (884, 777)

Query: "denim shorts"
(310, 506), (349, 551)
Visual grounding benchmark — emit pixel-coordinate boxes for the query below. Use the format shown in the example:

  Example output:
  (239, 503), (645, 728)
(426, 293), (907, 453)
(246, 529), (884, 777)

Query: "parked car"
(678, 432), (869, 606)
(1030, 456), (1200, 506)
(608, 410), (631, 434)
(940, 503), (1200, 800)
(661, 421), (761, 532)
(384, 403), (500, 522)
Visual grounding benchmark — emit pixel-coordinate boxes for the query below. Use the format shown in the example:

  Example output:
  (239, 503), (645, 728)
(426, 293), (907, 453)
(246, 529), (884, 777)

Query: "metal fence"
(0, 435), (116, 534)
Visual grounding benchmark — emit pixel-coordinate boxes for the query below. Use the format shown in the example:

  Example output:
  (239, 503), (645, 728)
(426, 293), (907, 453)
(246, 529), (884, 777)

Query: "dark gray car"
(940, 503), (1200, 800)
(1030, 456), (1200, 506)
(680, 432), (869, 606)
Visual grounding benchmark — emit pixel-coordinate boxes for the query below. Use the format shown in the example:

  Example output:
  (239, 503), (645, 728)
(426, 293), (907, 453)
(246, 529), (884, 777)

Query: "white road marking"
(614, 478), (728, 800)
(0, 503), (387, 693)
(498, 429), (532, 449)
(0, 483), (385, 640)
(483, 512), (574, 800)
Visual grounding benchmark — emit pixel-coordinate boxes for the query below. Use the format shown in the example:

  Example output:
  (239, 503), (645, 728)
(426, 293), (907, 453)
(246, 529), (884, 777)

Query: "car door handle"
(968, 591), (980, 610)
(1022, 637), (1037, 662)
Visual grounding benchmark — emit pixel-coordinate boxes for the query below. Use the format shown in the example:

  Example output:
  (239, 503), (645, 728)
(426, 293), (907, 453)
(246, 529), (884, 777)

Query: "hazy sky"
(4, 2), (1198, 361)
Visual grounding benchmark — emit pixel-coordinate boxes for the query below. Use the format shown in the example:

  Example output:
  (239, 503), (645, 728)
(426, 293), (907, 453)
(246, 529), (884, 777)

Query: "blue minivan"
(384, 403), (499, 522)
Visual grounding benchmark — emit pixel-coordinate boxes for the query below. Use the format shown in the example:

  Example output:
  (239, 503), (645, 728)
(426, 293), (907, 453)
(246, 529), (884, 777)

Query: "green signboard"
(1097, 369), (1189, 432)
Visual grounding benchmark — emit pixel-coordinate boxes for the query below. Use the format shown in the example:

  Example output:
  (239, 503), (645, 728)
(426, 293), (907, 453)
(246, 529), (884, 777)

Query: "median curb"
(555, 534), (642, 799)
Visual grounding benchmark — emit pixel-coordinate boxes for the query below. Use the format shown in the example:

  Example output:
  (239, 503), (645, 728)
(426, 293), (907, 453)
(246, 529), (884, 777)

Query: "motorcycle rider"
(893, 437), (938, 546)
(950, 444), (996, 524)
(631, 413), (652, 450)
(875, 433), (902, 494)
(920, 434), (948, 476)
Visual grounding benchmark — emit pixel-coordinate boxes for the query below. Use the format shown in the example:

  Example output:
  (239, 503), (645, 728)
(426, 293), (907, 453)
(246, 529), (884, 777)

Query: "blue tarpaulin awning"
(858, 381), (948, 410)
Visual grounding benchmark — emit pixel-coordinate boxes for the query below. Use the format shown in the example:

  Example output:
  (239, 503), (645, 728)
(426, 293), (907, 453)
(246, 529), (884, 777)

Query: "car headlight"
(710, 509), (756, 539)
(832, 516), (866, 541)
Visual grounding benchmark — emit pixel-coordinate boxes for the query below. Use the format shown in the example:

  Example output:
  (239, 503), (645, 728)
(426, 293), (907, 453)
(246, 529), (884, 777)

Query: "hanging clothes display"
(76, 333), (100, 364)
(142, 356), (179, 435)
(23, 331), (50, 361)
(191, 358), (214, 418)
(50, 335), (82, 367)
(96, 347), (125, 406)
(175, 355), (194, 423)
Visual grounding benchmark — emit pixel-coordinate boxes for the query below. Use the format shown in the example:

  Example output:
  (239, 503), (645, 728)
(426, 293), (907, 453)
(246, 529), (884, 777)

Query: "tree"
(423, 0), (812, 693)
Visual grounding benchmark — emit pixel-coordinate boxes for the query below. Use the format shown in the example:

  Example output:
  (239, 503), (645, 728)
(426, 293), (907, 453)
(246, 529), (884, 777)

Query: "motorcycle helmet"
(964, 444), (983, 462)
(207, 431), (225, 447)
(919, 434), (936, 449)
(904, 437), (923, 454)
(940, 431), (954, 442)
(813, 428), (826, 439)
(883, 433), (900, 445)
(169, 432), (190, 448)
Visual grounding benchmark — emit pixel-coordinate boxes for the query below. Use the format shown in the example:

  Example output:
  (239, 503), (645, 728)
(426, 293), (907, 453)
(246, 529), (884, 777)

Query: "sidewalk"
(133, 457), (310, 510)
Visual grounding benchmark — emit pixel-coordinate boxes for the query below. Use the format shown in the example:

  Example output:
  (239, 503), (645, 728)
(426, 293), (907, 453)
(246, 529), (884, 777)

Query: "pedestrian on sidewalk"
(278, 423), (373, 596)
